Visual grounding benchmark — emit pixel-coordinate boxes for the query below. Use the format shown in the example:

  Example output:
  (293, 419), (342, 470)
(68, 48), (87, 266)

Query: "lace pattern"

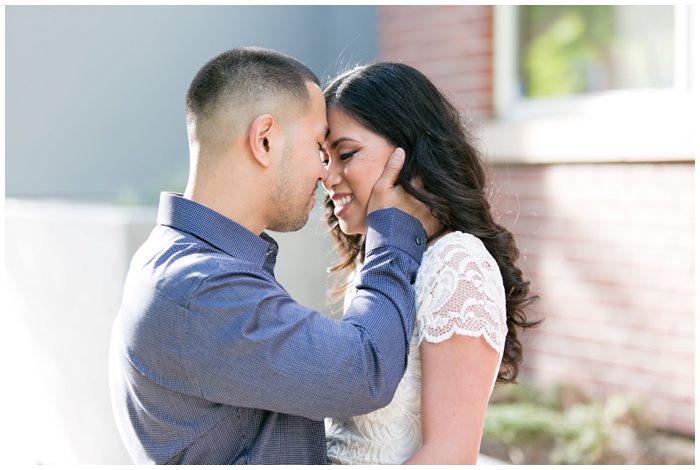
(326, 232), (507, 465)
(416, 232), (507, 356)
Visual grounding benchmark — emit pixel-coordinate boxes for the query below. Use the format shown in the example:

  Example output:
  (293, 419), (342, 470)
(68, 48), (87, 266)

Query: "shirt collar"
(156, 192), (279, 272)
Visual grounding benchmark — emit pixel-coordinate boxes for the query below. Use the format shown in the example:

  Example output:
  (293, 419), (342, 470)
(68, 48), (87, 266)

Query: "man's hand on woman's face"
(367, 148), (442, 239)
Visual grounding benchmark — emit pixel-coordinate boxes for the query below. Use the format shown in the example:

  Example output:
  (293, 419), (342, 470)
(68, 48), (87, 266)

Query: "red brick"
(378, 5), (694, 435)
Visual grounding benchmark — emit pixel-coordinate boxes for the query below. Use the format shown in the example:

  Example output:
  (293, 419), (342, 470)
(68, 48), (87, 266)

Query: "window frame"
(482, 5), (696, 164)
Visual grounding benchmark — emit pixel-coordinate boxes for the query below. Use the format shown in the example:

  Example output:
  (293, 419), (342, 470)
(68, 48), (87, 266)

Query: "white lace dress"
(325, 231), (507, 465)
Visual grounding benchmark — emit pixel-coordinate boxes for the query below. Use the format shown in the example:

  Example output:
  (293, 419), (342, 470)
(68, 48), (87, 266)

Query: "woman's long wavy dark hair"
(323, 62), (540, 383)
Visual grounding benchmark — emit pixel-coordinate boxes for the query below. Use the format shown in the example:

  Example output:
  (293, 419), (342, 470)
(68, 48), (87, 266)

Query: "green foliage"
(483, 403), (558, 445)
(518, 5), (614, 97)
(483, 383), (644, 465)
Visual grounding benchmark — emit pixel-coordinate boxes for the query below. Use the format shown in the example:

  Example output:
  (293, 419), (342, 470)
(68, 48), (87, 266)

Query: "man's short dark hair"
(186, 47), (320, 126)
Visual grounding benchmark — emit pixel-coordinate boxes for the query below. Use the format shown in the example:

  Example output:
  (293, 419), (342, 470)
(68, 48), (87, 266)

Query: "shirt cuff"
(365, 208), (427, 264)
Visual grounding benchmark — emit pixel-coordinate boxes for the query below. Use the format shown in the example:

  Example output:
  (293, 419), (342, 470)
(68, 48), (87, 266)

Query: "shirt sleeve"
(186, 208), (426, 420)
(416, 236), (507, 356)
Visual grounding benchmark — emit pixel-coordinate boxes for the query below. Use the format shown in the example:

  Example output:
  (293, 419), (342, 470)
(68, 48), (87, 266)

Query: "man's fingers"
(367, 147), (409, 215)
(376, 147), (405, 189)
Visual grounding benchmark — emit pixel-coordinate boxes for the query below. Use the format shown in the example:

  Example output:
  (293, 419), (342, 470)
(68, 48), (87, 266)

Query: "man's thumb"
(378, 148), (405, 187)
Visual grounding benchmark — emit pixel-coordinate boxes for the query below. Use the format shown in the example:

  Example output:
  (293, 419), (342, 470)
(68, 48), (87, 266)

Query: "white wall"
(5, 5), (377, 203)
(4, 199), (337, 464)
(4, 7), (375, 462)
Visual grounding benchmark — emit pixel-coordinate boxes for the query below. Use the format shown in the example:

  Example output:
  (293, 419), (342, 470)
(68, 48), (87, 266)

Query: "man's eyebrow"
(329, 136), (357, 150)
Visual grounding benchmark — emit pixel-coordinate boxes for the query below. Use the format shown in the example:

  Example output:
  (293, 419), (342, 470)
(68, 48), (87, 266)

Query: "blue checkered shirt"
(108, 192), (426, 464)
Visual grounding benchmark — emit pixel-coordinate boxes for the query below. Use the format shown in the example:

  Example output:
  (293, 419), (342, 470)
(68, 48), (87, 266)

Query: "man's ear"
(249, 114), (276, 168)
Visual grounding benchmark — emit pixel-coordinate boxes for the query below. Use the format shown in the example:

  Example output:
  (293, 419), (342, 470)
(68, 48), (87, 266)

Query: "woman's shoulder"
(416, 230), (503, 295)
(416, 230), (508, 351)
(423, 231), (492, 264)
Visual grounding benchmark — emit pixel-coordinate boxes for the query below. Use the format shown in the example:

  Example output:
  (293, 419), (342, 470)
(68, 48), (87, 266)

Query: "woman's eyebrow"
(328, 136), (359, 150)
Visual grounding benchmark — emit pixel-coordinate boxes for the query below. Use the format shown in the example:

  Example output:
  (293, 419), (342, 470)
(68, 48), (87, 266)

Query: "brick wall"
(491, 163), (695, 435)
(379, 5), (695, 435)
(379, 5), (493, 119)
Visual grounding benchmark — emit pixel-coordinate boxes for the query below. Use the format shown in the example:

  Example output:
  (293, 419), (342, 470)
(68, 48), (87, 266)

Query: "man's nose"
(321, 163), (339, 191)
(319, 163), (328, 182)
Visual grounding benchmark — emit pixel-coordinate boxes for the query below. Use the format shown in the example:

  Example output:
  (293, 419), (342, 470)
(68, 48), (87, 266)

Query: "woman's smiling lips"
(331, 193), (355, 217)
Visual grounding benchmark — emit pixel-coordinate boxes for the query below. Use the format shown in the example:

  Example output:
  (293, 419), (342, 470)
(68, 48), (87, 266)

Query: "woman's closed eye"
(320, 146), (359, 167)
(340, 151), (357, 161)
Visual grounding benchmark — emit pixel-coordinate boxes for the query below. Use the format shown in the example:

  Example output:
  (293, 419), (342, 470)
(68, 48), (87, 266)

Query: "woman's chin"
(338, 221), (367, 237)
(338, 222), (353, 236)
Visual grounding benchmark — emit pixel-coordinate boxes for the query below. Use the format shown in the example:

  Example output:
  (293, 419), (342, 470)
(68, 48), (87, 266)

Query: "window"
(487, 5), (695, 163)
(518, 6), (674, 98)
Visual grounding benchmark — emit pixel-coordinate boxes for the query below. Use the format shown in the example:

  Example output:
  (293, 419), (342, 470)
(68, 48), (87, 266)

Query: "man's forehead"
(311, 119), (329, 139)
(306, 84), (329, 134)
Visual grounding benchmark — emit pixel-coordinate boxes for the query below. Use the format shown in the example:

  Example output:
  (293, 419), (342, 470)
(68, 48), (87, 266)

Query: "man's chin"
(267, 215), (309, 234)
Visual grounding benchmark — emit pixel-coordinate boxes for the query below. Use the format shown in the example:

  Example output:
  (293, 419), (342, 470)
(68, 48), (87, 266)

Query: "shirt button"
(266, 250), (273, 256)
(415, 237), (422, 245)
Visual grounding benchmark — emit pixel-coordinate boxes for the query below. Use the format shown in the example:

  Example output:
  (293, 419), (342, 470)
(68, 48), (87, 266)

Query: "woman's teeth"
(336, 195), (354, 206)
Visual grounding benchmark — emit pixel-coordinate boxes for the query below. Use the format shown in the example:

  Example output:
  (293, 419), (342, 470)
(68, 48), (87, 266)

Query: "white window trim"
(480, 5), (697, 164)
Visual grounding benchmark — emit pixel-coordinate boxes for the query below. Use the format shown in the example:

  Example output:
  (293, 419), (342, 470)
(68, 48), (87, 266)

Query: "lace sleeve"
(416, 234), (508, 356)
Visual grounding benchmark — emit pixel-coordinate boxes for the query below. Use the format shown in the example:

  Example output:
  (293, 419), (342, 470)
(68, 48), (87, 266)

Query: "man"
(109, 47), (435, 464)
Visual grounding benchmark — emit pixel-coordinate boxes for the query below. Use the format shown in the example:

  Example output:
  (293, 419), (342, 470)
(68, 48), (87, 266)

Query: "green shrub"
(483, 383), (644, 465)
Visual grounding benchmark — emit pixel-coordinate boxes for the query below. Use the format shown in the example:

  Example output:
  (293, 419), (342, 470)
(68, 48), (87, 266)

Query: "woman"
(321, 63), (539, 464)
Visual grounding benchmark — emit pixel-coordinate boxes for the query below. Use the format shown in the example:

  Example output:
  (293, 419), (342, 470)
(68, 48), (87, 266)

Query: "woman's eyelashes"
(321, 149), (358, 167)
(339, 150), (357, 161)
